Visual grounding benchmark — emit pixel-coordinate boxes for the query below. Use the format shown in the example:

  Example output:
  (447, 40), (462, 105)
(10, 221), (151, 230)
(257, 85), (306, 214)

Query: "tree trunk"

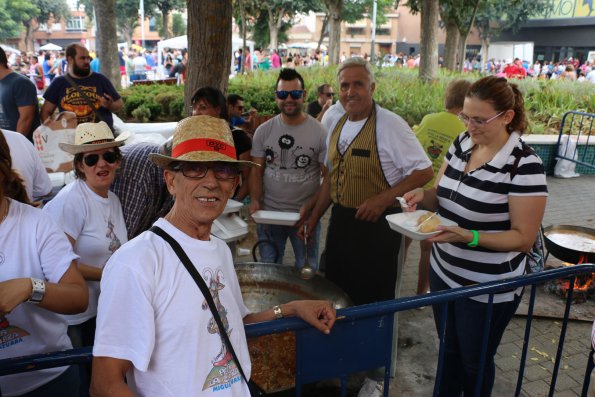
(185, 0), (232, 114)
(480, 37), (490, 73)
(324, 0), (342, 65)
(419, 0), (439, 83)
(240, 0), (246, 74)
(24, 21), (33, 53)
(317, 14), (329, 52)
(442, 18), (459, 71)
(456, 0), (481, 73)
(162, 11), (172, 39)
(268, 8), (284, 50)
(93, 0), (120, 89)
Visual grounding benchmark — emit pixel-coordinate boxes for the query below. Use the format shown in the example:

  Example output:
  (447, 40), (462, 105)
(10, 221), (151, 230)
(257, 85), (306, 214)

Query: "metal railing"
(1, 265), (594, 397)
(555, 111), (595, 172)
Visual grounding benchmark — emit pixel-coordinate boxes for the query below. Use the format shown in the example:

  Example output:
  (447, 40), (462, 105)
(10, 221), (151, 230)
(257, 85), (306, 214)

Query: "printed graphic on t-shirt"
(60, 85), (100, 123)
(265, 134), (315, 174)
(106, 219), (122, 254)
(0, 316), (30, 350)
(426, 139), (444, 160)
(201, 267), (243, 392)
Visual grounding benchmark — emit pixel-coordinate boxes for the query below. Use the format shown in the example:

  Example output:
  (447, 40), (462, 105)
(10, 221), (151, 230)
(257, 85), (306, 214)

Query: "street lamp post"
(140, 0), (146, 49)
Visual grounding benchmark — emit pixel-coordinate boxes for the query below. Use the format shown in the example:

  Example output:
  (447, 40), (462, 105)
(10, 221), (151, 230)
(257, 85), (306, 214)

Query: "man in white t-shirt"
(131, 52), (147, 82)
(91, 116), (336, 397)
(2, 128), (52, 201)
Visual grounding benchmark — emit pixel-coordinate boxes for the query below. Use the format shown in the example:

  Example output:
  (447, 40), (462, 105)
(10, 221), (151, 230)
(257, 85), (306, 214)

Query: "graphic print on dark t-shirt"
(60, 85), (101, 123)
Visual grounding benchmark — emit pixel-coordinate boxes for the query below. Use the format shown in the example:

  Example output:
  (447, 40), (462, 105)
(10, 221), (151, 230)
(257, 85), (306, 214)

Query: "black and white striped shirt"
(431, 131), (548, 303)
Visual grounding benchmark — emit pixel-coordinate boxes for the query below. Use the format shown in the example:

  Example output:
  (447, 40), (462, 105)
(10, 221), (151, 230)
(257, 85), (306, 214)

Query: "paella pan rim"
(543, 225), (595, 264)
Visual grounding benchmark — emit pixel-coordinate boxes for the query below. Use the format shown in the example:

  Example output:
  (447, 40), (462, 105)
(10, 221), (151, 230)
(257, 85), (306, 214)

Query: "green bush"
(131, 105), (151, 122)
(169, 96), (187, 119)
(118, 67), (595, 133)
(154, 92), (179, 116)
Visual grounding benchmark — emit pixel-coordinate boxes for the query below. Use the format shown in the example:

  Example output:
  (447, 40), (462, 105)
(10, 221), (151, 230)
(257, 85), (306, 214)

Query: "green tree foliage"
(0, 0), (30, 41)
(171, 13), (186, 37)
(115, 0), (141, 45)
(144, 0), (185, 39)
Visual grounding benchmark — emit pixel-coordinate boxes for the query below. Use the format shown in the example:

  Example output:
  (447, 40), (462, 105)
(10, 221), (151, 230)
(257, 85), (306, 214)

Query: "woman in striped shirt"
(404, 76), (548, 396)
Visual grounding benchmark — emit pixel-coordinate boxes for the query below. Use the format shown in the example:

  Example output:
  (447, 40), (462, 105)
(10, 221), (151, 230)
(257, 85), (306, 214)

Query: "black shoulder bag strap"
(63, 74), (107, 124)
(149, 226), (266, 396)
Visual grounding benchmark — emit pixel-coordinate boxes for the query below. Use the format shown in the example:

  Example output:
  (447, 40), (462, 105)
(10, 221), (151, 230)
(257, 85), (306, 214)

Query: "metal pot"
(235, 262), (352, 393)
(543, 225), (595, 264)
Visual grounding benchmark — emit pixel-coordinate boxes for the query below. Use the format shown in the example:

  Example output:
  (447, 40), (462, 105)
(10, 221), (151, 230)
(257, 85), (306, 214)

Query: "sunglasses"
(275, 90), (304, 100)
(171, 162), (240, 180)
(82, 151), (119, 167)
(323, 92), (335, 98)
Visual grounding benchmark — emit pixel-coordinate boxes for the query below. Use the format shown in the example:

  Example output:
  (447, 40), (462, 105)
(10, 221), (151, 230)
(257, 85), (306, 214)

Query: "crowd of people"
(0, 39), (553, 397)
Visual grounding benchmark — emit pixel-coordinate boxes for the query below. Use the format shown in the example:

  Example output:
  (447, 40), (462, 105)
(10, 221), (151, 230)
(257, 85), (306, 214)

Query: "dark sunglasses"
(275, 90), (304, 100)
(171, 162), (239, 180)
(323, 92), (335, 98)
(83, 151), (119, 167)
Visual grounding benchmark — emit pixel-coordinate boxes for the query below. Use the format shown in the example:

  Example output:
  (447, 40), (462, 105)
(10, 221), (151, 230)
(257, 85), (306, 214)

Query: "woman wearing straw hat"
(91, 116), (335, 397)
(43, 121), (129, 391)
(0, 132), (88, 396)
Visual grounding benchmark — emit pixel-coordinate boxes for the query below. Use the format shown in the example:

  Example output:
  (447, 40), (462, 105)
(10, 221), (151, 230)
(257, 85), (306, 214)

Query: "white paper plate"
(386, 210), (457, 240)
(251, 210), (300, 226)
(222, 199), (243, 214)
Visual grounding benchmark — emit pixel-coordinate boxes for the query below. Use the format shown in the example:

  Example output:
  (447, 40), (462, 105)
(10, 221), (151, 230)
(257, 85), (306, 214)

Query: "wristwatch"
(27, 278), (46, 304)
(273, 305), (283, 319)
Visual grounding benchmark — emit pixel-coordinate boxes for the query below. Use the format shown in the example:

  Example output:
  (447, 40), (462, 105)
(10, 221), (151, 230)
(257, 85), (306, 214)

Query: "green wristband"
(467, 230), (479, 248)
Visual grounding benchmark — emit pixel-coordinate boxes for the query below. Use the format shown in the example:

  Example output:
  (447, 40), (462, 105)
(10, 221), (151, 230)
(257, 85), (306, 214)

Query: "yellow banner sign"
(533, 0), (595, 19)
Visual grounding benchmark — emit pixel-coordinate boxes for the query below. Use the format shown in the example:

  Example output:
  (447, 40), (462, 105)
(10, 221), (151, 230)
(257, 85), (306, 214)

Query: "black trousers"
(325, 204), (402, 306)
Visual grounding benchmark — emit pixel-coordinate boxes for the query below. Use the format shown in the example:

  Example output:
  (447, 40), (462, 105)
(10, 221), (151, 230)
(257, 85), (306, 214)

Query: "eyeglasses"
(323, 92), (335, 98)
(275, 90), (304, 100)
(83, 151), (119, 167)
(458, 111), (505, 127)
(171, 162), (240, 180)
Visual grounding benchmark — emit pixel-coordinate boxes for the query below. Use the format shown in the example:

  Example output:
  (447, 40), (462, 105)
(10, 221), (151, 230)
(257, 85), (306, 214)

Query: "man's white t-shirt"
(2, 129), (52, 201)
(94, 218), (252, 396)
(43, 179), (127, 325)
(0, 199), (78, 396)
(132, 56), (147, 75)
(325, 104), (432, 186)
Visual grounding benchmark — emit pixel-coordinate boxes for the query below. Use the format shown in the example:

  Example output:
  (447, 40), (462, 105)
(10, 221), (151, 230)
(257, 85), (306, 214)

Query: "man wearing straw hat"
(91, 116), (336, 397)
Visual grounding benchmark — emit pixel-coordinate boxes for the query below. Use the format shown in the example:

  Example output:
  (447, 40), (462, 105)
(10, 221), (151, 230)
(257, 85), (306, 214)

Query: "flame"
(560, 255), (594, 293)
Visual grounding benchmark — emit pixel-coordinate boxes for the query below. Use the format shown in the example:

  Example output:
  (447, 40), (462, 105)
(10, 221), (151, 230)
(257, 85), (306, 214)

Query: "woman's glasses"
(458, 111), (505, 127)
(171, 162), (239, 180)
(83, 151), (119, 167)
(275, 90), (304, 100)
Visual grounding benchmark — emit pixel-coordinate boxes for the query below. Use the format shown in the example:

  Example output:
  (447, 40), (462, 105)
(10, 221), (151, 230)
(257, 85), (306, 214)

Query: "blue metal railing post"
(515, 284), (538, 397)
(549, 276), (576, 397)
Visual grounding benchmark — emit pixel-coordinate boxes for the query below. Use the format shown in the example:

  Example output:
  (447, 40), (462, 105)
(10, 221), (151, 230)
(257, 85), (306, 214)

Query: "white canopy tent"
(39, 43), (62, 51)
(156, 35), (255, 78)
(0, 44), (20, 54)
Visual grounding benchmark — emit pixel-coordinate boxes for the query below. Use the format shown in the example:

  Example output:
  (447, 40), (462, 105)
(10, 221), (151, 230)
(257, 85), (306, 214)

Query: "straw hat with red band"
(59, 121), (129, 155)
(149, 115), (259, 169)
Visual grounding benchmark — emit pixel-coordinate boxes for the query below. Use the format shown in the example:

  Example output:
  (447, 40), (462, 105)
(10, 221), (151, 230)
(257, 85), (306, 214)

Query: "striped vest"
(328, 107), (391, 208)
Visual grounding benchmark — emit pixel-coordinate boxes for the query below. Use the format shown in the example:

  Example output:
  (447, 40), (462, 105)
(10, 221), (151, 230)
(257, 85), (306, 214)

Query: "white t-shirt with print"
(43, 179), (127, 324)
(94, 218), (252, 397)
(3, 129), (52, 201)
(325, 104), (432, 186)
(0, 199), (79, 396)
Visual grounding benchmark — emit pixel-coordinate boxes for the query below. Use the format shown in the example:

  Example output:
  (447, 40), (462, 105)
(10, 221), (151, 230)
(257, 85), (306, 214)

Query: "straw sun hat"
(59, 121), (129, 155)
(149, 116), (258, 169)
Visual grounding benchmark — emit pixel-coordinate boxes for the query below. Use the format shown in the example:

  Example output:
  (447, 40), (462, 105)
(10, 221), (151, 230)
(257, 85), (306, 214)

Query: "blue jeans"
(429, 267), (522, 397)
(256, 223), (320, 270)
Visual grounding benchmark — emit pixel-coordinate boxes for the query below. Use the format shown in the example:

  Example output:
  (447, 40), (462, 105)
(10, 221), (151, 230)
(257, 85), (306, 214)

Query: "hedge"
(118, 67), (595, 134)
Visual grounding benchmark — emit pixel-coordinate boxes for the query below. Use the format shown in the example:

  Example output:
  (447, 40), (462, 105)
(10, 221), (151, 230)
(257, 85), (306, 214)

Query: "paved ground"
(236, 175), (595, 396)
